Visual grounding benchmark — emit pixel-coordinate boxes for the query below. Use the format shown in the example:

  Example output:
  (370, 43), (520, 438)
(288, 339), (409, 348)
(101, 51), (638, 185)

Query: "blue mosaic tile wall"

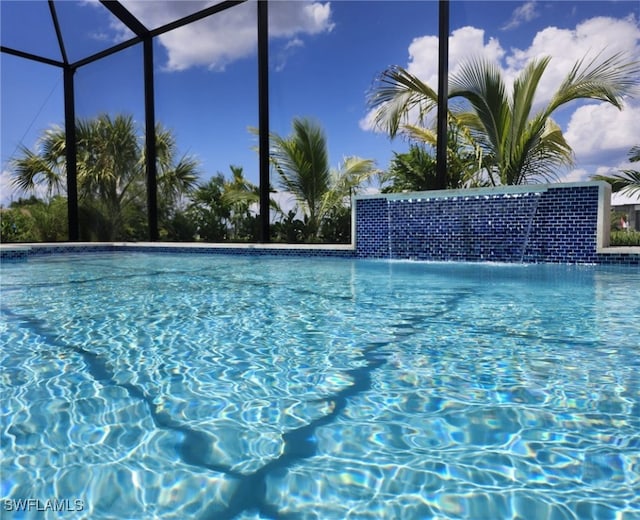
(354, 198), (389, 259)
(387, 192), (541, 262)
(523, 186), (599, 263)
(355, 185), (637, 264)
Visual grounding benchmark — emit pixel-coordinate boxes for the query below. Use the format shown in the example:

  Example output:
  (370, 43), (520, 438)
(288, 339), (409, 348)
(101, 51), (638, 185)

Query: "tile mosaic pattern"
(353, 198), (390, 259)
(0, 248), (30, 263)
(356, 185), (639, 265)
(595, 253), (640, 266)
(0, 244), (355, 263)
(523, 186), (599, 263)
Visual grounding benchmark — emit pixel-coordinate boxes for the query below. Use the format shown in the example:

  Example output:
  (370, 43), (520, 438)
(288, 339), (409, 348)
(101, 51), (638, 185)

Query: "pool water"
(1, 253), (639, 519)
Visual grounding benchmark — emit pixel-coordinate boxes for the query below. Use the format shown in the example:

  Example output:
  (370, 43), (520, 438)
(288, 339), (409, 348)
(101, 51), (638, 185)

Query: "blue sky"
(1, 1), (639, 206)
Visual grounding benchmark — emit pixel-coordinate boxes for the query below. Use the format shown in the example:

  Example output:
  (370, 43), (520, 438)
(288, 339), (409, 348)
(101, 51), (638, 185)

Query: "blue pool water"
(1, 253), (639, 519)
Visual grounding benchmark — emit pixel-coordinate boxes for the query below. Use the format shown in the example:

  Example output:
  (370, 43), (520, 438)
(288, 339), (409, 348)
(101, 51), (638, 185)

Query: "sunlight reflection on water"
(1, 254), (639, 519)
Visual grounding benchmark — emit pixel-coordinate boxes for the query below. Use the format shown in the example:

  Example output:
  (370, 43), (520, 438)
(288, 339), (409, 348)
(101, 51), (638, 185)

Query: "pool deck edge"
(2, 241), (639, 264)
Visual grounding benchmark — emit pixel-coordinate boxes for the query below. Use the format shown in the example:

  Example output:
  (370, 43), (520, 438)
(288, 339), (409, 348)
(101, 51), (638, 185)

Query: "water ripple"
(1, 254), (639, 519)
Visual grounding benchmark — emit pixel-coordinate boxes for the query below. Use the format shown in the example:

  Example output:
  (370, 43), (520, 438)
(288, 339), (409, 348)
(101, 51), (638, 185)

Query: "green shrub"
(1, 207), (36, 242)
(610, 230), (640, 246)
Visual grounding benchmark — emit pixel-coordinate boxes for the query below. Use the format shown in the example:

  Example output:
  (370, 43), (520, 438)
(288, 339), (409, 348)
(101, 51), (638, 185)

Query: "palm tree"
(187, 174), (231, 242)
(153, 123), (199, 213)
(221, 165), (263, 240)
(369, 52), (640, 185)
(593, 145), (640, 197)
(74, 114), (144, 238)
(381, 145), (439, 193)
(381, 122), (482, 193)
(11, 126), (67, 198)
(11, 114), (199, 240)
(269, 117), (377, 240)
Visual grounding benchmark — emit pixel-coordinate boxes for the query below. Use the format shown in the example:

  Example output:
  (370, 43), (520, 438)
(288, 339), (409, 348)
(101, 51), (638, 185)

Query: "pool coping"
(0, 242), (355, 251)
(2, 240), (639, 263)
(0, 242), (358, 262)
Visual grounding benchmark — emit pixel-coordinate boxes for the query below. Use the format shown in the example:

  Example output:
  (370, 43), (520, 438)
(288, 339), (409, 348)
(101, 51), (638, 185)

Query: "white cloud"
(270, 190), (298, 217)
(269, 1), (334, 37)
(358, 109), (379, 133)
(558, 154), (640, 207)
(285, 38), (304, 51)
(557, 168), (589, 184)
(407, 26), (505, 89)
(598, 160), (640, 205)
(116, 1), (334, 71)
(0, 170), (15, 207)
(274, 37), (306, 72)
(565, 100), (640, 162)
(89, 31), (112, 42)
(505, 15), (640, 104)
(501, 1), (539, 31)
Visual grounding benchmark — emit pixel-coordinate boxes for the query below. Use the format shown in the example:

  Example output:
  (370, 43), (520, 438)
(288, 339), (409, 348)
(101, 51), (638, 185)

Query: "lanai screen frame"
(1, 0), (450, 243)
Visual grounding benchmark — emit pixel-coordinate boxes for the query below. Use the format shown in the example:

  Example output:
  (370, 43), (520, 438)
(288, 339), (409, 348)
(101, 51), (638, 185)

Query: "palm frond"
(270, 118), (331, 222)
(367, 65), (439, 137)
(403, 125), (438, 146)
(512, 118), (572, 184)
(548, 52), (640, 114)
(319, 157), (376, 222)
(11, 143), (66, 198)
(449, 57), (511, 158)
(157, 155), (200, 206)
(593, 169), (640, 197)
(510, 57), (551, 154)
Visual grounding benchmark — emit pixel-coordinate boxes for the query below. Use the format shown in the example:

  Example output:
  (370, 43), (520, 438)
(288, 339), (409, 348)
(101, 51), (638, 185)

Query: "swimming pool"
(1, 253), (639, 519)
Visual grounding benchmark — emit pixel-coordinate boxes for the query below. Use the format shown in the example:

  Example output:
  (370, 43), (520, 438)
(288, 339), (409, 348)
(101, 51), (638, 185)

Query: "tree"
(186, 166), (272, 242)
(222, 165), (261, 241)
(269, 118), (377, 241)
(380, 124), (481, 193)
(369, 53), (640, 185)
(11, 114), (199, 241)
(153, 124), (199, 236)
(0, 196), (67, 242)
(270, 209), (306, 243)
(186, 174), (230, 242)
(593, 145), (640, 197)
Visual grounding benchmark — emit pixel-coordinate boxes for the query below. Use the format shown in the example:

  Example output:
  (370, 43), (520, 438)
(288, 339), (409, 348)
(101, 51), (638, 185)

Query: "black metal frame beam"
(143, 37), (159, 241)
(436, 0), (449, 189)
(100, 1), (149, 37)
(49, 1), (80, 240)
(0, 46), (64, 67)
(48, 0), (68, 64)
(258, 0), (270, 243)
(63, 66), (79, 241)
(71, 37), (141, 69)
